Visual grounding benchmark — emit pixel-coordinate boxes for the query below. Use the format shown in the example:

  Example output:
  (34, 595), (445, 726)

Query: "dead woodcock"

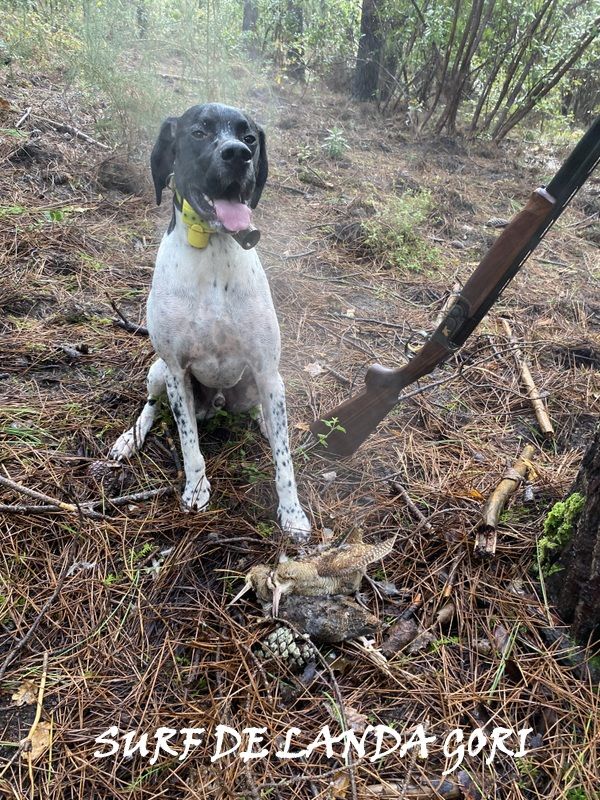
(231, 528), (397, 616)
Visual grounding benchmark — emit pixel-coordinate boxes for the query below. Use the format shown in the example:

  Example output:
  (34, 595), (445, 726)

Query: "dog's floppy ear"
(250, 125), (268, 209)
(150, 116), (178, 205)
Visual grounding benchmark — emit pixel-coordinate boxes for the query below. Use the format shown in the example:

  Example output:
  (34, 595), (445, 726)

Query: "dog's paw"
(109, 428), (139, 461)
(280, 507), (311, 543)
(181, 476), (211, 512)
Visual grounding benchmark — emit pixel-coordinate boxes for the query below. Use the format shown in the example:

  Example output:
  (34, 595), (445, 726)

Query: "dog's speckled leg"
(110, 359), (167, 460)
(257, 373), (311, 542)
(165, 368), (210, 512)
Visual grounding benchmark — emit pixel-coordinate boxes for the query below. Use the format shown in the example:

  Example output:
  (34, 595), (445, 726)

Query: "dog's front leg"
(165, 368), (211, 512)
(257, 372), (311, 542)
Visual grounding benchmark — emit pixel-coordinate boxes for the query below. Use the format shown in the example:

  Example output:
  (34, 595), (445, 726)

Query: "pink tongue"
(213, 200), (251, 233)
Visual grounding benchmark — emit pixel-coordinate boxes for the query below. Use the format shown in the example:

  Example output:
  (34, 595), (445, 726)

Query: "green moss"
(538, 492), (585, 575)
(565, 789), (588, 800)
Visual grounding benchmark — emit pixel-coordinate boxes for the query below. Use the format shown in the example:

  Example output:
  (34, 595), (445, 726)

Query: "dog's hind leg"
(110, 359), (167, 460)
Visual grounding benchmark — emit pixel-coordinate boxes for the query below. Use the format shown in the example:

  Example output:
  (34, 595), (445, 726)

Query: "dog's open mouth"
(189, 183), (252, 234)
(212, 198), (251, 233)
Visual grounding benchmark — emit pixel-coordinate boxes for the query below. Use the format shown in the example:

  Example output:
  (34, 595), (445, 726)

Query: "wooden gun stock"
(310, 115), (600, 458)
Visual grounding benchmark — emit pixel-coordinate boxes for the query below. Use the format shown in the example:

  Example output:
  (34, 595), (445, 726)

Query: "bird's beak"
(228, 580), (251, 606)
(272, 584), (282, 617)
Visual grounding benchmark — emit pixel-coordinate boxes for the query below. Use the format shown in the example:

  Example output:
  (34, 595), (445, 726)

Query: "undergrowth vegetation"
(2, 0), (266, 146)
(1, 0), (597, 148)
(363, 189), (438, 272)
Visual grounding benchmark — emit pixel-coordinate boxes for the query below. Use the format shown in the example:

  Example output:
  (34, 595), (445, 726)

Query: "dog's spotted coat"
(110, 103), (310, 541)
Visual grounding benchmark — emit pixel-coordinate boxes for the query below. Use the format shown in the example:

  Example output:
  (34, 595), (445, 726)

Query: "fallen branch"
(364, 778), (462, 798)
(91, 486), (174, 509)
(32, 113), (111, 150)
(475, 443), (536, 557)
(501, 319), (554, 438)
(0, 473), (80, 514)
(0, 503), (60, 514)
(15, 106), (32, 129)
(390, 480), (435, 537)
(0, 578), (62, 683)
(109, 299), (149, 336)
(442, 553), (464, 598)
(269, 181), (308, 197)
(157, 71), (204, 85)
(0, 473), (171, 519)
(324, 365), (351, 386)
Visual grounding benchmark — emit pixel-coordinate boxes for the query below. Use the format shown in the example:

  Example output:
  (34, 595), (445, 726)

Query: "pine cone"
(255, 625), (317, 672)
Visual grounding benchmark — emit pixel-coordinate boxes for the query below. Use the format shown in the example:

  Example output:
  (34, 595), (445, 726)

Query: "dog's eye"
(243, 134), (256, 145)
(191, 128), (206, 139)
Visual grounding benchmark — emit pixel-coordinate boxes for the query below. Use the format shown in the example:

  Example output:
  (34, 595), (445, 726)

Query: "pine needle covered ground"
(1, 65), (599, 799)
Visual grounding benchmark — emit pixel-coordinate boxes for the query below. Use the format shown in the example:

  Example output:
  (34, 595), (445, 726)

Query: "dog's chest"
(147, 228), (279, 381)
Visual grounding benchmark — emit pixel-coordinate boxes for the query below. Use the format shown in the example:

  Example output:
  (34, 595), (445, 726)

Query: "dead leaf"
(467, 488), (485, 500)
(408, 628), (435, 653)
(327, 702), (368, 733)
(381, 618), (419, 656)
(294, 421), (310, 431)
(331, 772), (350, 798)
(345, 706), (368, 733)
(492, 623), (510, 653)
(344, 308), (355, 318)
(0, 97), (11, 111)
(21, 721), (51, 761)
(436, 603), (455, 626)
(11, 680), (37, 706)
(303, 361), (324, 378)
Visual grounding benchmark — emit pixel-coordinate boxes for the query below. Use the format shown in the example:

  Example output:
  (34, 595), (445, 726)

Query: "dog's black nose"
(220, 141), (252, 164)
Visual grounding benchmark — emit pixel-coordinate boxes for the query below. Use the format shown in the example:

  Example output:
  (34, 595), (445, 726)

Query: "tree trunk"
(353, 0), (383, 101)
(548, 426), (600, 644)
(285, 0), (305, 82)
(242, 0), (258, 33)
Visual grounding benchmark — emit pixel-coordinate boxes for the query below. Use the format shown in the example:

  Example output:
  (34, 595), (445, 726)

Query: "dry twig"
(501, 318), (554, 437)
(475, 443), (536, 556)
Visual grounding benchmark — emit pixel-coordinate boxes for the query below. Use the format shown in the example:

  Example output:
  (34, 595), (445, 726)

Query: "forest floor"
(1, 63), (599, 800)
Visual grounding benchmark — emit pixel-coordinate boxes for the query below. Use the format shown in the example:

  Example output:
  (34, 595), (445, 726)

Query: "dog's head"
(150, 103), (268, 232)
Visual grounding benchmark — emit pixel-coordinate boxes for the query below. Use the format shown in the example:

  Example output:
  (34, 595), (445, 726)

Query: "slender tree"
(285, 0), (305, 81)
(353, 0), (383, 100)
(242, 0), (258, 32)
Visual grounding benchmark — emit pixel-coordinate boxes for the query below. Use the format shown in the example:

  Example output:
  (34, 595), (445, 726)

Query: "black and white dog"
(110, 103), (311, 541)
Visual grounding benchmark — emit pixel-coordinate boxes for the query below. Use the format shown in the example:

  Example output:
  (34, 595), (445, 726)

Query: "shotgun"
(310, 116), (600, 458)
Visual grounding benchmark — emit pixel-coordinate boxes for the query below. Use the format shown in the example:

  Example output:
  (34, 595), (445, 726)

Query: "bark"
(548, 426), (600, 645)
(418, 0), (461, 131)
(285, 0), (305, 82)
(353, 0), (383, 101)
(242, 0), (258, 32)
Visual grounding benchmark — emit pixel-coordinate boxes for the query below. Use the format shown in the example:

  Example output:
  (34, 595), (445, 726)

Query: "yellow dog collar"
(174, 190), (215, 249)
